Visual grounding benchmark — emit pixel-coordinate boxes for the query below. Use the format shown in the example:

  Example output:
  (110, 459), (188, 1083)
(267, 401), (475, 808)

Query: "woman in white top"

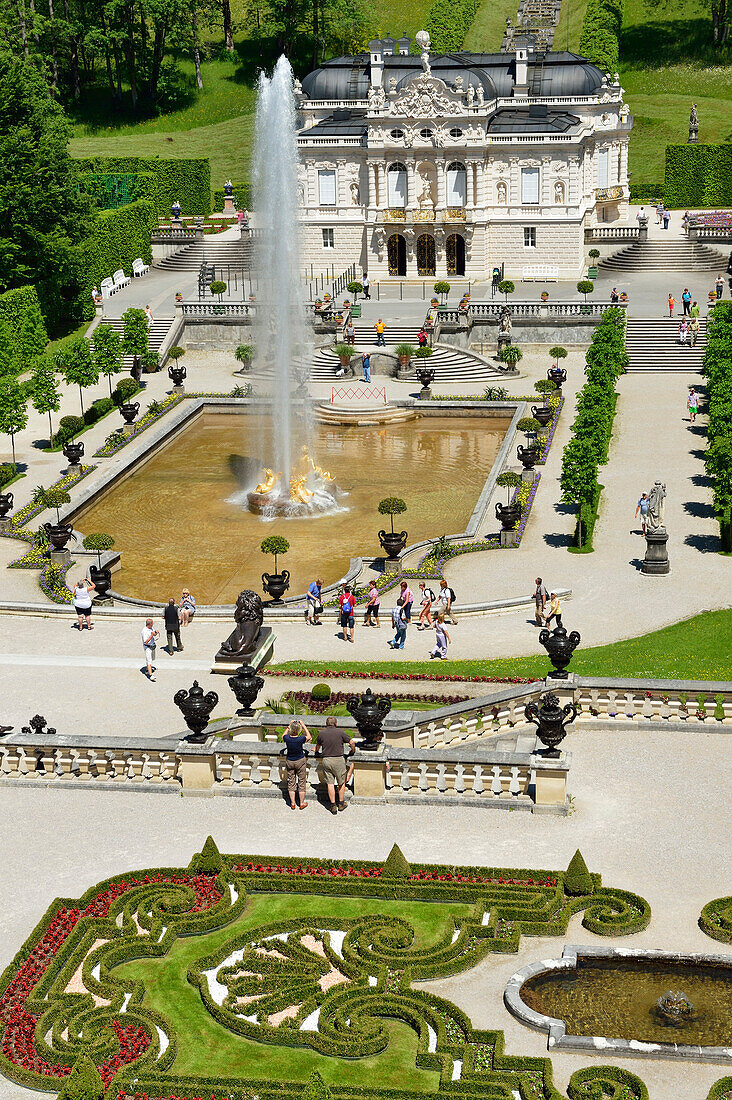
(73, 578), (96, 630)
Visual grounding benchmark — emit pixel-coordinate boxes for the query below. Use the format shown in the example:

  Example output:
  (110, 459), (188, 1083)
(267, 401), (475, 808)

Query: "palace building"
(295, 32), (632, 280)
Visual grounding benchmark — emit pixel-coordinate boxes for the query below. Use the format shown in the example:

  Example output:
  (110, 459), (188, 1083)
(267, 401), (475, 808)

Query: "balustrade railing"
(441, 301), (626, 324)
(150, 227), (196, 241)
(584, 226), (639, 241)
(181, 302), (253, 317)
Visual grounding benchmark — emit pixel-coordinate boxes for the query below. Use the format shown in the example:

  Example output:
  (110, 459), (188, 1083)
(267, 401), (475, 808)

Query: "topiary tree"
(560, 436), (598, 548)
(57, 1053), (104, 1100)
(31, 356), (61, 445)
(56, 338), (99, 417)
(189, 835), (224, 874)
(346, 281), (363, 301)
(0, 378), (28, 465)
(82, 533), (114, 568)
(92, 324), (123, 397)
(588, 248), (600, 261)
(303, 1070), (332, 1100)
(534, 379), (557, 405)
(498, 279), (515, 303)
(517, 416), (541, 436)
(167, 346), (185, 363)
(210, 280), (227, 303)
(260, 534), (290, 574)
(549, 345), (568, 367)
(496, 470), (521, 504)
(43, 489), (71, 525)
(377, 497), (407, 534)
(433, 280), (450, 303)
(414, 346), (433, 358)
(564, 849), (594, 896)
(311, 682), (332, 701)
(500, 345), (523, 368)
(577, 280), (595, 305)
(115, 378), (140, 404)
(235, 344), (254, 370)
(382, 842), (412, 879)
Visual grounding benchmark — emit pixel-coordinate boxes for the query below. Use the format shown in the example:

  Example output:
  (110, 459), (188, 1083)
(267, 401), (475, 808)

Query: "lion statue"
(218, 590), (264, 659)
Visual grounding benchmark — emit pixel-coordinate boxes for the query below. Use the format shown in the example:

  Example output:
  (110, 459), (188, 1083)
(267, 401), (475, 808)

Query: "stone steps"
(601, 241), (725, 271)
(91, 318), (174, 369)
(624, 318), (707, 373)
(156, 241), (253, 271)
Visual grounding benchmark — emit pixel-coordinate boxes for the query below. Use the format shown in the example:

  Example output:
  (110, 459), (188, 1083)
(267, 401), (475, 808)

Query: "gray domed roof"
(394, 63), (497, 99)
(301, 57), (370, 99)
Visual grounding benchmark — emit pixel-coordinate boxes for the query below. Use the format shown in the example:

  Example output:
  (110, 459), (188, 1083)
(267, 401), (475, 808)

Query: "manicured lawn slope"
(463, 0), (518, 52)
(115, 892), (468, 1085)
(268, 609), (732, 681)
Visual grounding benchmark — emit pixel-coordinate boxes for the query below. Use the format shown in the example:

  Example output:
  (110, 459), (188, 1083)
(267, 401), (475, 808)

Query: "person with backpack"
(338, 585), (356, 643)
(388, 598), (408, 650)
(437, 578), (457, 623)
(416, 581), (436, 629)
(429, 612), (451, 660)
(363, 581), (380, 627)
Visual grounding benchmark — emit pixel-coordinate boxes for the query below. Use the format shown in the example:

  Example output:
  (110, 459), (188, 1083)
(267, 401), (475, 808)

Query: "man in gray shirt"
(315, 716), (355, 814)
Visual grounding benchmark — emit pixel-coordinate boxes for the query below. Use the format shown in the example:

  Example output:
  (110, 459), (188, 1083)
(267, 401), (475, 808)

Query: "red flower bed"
(265, 669), (537, 684)
(285, 690), (470, 713)
(0, 873), (222, 1091)
(233, 861), (556, 888)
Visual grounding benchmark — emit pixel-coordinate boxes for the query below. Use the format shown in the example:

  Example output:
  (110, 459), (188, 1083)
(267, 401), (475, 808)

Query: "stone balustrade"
(150, 227), (197, 242)
(439, 301), (626, 323)
(180, 302), (254, 317)
(584, 226), (640, 241)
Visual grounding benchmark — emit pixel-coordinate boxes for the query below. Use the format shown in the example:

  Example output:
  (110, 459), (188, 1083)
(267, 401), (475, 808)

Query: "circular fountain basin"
(504, 945), (732, 1063)
(246, 487), (340, 517)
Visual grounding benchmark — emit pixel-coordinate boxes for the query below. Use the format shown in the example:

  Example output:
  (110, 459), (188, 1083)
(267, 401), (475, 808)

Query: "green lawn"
(114, 891), (468, 1086)
(554, 0), (586, 52)
(267, 608), (732, 682)
(463, 0), (517, 52)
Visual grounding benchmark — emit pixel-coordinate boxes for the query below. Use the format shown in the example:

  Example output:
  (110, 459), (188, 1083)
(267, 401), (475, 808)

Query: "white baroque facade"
(296, 34), (632, 279)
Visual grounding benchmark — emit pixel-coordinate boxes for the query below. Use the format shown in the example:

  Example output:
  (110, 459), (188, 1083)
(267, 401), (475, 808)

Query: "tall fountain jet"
(248, 56), (336, 517)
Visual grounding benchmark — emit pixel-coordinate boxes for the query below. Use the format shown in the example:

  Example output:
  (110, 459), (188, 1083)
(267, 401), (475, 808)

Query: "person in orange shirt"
(667, 293), (675, 317)
(374, 318), (386, 346)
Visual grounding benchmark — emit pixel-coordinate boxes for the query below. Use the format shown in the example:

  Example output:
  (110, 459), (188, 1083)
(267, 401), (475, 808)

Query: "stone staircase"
(624, 318), (707, 373)
(601, 240), (725, 272)
(155, 238), (253, 271)
(91, 318), (174, 370)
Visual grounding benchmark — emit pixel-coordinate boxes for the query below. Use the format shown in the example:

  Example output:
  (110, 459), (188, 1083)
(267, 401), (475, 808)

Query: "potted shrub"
(82, 533), (115, 599)
(532, 380), (557, 426)
(41, 489), (74, 550)
(414, 346), (433, 359)
(395, 343), (416, 369)
(260, 534), (290, 603)
(516, 416), (542, 471)
(235, 344), (254, 373)
(498, 279), (515, 304)
(210, 280), (227, 313)
(434, 281), (450, 309)
(587, 248), (600, 279)
(347, 282), (363, 317)
(141, 349), (160, 373)
(333, 343), (353, 371)
(168, 346), (187, 387)
(548, 345), (568, 387)
(540, 291), (550, 302)
(495, 470), (522, 529)
(577, 280), (594, 313)
(499, 345), (523, 371)
(377, 497), (408, 559)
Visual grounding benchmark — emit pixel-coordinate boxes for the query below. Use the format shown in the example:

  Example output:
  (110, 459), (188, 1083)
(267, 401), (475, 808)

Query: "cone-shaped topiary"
(303, 1070), (332, 1100)
(57, 1054), (104, 1100)
(564, 849), (594, 896)
(189, 835), (224, 874)
(382, 843), (411, 879)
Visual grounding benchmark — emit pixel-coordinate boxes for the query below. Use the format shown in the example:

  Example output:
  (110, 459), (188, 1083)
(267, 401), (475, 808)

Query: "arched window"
(387, 162), (407, 208)
(446, 161), (467, 207)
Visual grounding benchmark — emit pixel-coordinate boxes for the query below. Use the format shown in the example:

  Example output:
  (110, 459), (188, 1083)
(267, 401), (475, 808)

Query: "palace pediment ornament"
(389, 76), (462, 119)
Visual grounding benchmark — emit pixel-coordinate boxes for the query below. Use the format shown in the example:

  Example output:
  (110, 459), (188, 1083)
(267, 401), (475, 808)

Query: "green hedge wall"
(424, 0), (480, 50)
(79, 171), (160, 211)
(0, 286), (49, 376)
(213, 181), (252, 212)
(664, 144), (732, 208)
(629, 182), (664, 204)
(78, 200), (158, 318)
(76, 156), (211, 216)
(579, 0), (623, 72)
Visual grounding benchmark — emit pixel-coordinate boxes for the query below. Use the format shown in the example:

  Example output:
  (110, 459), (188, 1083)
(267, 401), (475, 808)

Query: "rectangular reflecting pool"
(73, 412), (510, 604)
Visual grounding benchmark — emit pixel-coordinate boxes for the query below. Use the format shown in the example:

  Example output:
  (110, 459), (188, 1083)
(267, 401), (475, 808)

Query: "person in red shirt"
(399, 580), (413, 622)
(338, 585), (356, 642)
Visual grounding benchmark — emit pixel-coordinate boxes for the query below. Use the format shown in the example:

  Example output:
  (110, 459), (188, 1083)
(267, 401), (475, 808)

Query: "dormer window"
(449, 127), (463, 139)
(390, 128), (405, 139)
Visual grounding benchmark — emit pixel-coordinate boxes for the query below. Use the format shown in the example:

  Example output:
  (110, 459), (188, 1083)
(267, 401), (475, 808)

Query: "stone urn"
(378, 529), (408, 560)
(227, 663), (265, 715)
(517, 443), (539, 471)
(174, 680), (219, 743)
(0, 492), (13, 519)
(62, 440), (85, 468)
(120, 401), (140, 425)
(548, 366), (566, 388)
(168, 363), (186, 388)
(43, 522), (75, 552)
(346, 688), (392, 750)
(89, 563), (112, 601)
(531, 403), (553, 428)
(524, 692), (577, 757)
(495, 500), (521, 531)
(539, 623), (581, 679)
(416, 365), (435, 389)
(261, 570), (290, 604)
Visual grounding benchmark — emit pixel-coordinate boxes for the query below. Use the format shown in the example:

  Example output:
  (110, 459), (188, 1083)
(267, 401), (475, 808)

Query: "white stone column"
(541, 156), (551, 205)
(437, 160), (446, 209)
(336, 160), (346, 208)
(568, 156), (580, 206)
(475, 160), (486, 211)
(509, 157), (520, 205)
(620, 142), (629, 189)
(377, 163), (386, 208)
(407, 160), (416, 210)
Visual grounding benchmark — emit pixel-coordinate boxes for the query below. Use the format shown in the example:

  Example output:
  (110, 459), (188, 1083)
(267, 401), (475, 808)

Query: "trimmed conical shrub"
(189, 835), (224, 874)
(382, 843), (411, 879)
(57, 1054), (104, 1100)
(564, 849), (594, 896)
(303, 1070), (332, 1100)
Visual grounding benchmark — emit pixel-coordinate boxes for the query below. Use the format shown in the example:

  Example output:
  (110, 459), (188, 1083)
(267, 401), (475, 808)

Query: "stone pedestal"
(419, 385), (432, 400)
(533, 756), (569, 808)
(122, 422), (137, 436)
(0, 518), (12, 533)
(172, 385), (185, 395)
(212, 625), (275, 675)
(352, 746), (387, 799)
(223, 196), (236, 214)
(50, 549), (71, 566)
(383, 557), (401, 574)
(177, 740), (216, 793)
(642, 527), (670, 574)
(521, 467), (535, 483)
(500, 528), (519, 548)
(67, 462), (82, 475)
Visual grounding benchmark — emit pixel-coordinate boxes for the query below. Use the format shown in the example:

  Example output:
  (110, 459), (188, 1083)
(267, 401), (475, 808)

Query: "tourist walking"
(416, 581), (436, 629)
(663, 210), (671, 230)
(145, 304), (154, 328)
(716, 274), (725, 299)
(73, 577), (96, 631)
(682, 288), (692, 315)
(362, 352), (371, 383)
(690, 316), (700, 346)
(655, 201), (664, 225)
(667, 293), (676, 317)
(436, 578), (457, 623)
(363, 581), (380, 627)
(374, 318), (386, 346)
(345, 319), (355, 346)
(687, 387), (699, 422)
(399, 580), (414, 621)
(417, 327), (428, 347)
(429, 612), (450, 660)
(338, 585), (356, 642)
(636, 206), (646, 224)
(690, 299), (700, 319)
(610, 287), (619, 305)
(678, 319), (689, 345)
(389, 598), (408, 650)
(179, 590), (196, 625)
(315, 716), (355, 813)
(635, 492), (650, 534)
(141, 619), (158, 681)
(164, 598), (182, 653)
(306, 578), (323, 625)
(362, 272), (371, 299)
(283, 718), (311, 810)
(533, 577), (548, 626)
(545, 592), (562, 628)
(682, 210), (690, 234)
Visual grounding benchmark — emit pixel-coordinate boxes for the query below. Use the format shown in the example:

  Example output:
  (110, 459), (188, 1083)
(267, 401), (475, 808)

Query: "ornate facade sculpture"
(415, 29), (431, 76)
(646, 481), (666, 532)
(349, 180), (360, 205)
(218, 591), (265, 660)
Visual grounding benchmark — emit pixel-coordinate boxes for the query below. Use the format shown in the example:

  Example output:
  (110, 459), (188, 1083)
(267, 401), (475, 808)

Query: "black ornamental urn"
(415, 366), (436, 397)
(120, 401), (140, 425)
(548, 366), (567, 388)
(227, 664), (265, 715)
(174, 680), (219, 743)
(262, 570), (290, 604)
(0, 491), (13, 519)
(517, 443), (539, 471)
(539, 623), (581, 679)
(89, 563), (112, 600)
(378, 529), (408, 560)
(43, 521), (75, 552)
(495, 500), (521, 531)
(62, 440), (85, 468)
(531, 403), (553, 428)
(168, 363), (187, 388)
(21, 714), (56, 737)
(524, 692), (577, 757)
(346, 688), (392, 750)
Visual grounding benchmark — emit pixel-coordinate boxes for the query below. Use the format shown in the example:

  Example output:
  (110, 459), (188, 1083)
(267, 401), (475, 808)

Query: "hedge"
(699, 895), (732, 944)
(707, 1077), (732, 1100)
(567, 1065), (649, 1099)
(664, 144), (732, 208)
(79, 170), (160, 211)
(424, 0), (480, 50)
(579, 0), (623, 72)
(213, 181), (252, 212)
(0, 286), (49, 377)
(76, 156), (211, 216)
(702, 301), (732, 548)
(629, 182), (664, 204)
(77, 199), (158, 319)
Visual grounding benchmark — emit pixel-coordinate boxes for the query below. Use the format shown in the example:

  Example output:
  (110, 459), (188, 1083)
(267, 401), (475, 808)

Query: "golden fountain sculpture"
(246, 446), (337, 515)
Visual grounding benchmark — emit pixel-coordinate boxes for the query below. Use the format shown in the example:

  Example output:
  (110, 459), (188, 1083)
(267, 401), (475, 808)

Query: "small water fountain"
(654, 990), (696, 1026)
